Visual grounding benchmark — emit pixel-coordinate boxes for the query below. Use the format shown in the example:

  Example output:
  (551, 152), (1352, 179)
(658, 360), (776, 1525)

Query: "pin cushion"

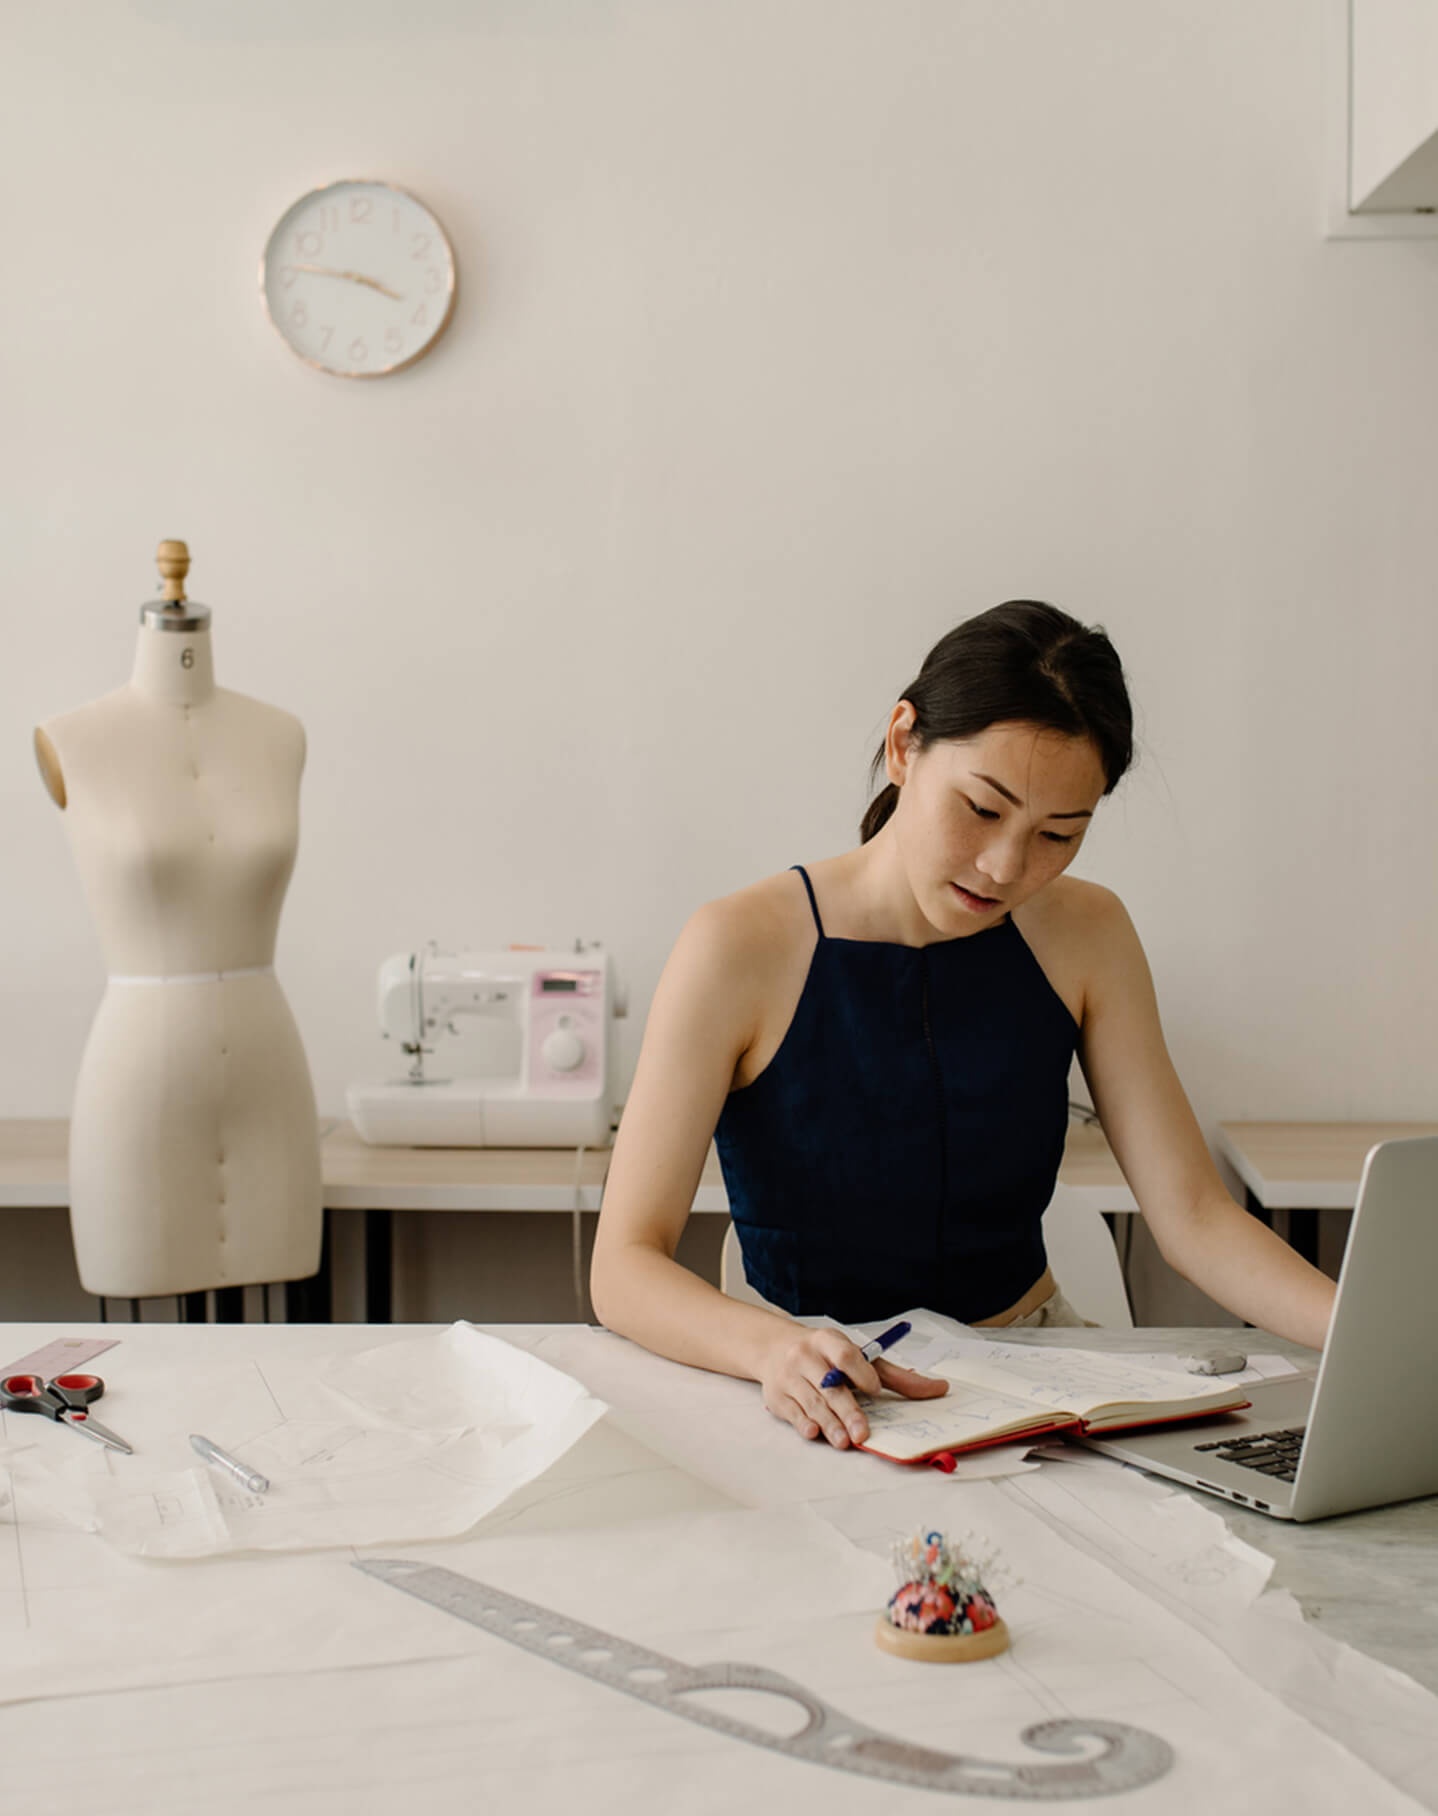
(875, 1528), (1010, 1662)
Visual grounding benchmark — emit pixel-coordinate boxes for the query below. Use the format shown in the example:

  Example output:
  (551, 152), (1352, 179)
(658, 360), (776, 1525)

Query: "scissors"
(0, 1372), (134, 1454)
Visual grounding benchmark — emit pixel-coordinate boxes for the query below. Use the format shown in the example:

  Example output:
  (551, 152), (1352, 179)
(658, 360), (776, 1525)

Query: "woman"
(590, 600), (1336, 1450)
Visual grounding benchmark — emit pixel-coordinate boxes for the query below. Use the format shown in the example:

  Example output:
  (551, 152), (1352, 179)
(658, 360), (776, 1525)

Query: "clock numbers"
(264, 180), (456, 377)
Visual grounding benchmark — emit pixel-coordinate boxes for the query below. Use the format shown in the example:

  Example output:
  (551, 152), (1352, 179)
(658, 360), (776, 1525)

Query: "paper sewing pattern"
(88, 1323), (607, 1557)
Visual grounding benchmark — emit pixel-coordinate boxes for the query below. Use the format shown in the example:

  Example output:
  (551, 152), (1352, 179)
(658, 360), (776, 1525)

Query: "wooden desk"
(0, 1118), (1128, 1211)
(0, 1119), (69, 1207)
(0, 1120), (1133, 1323)
(1052, 1116), (1137, 1207)
(328, 1120), (1140, 1322)
(0, 1119), (720, 1212)
(1216, 1122), (1438, 1265)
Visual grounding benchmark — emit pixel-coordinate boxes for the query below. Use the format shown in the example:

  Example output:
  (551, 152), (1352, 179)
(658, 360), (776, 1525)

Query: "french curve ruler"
(354, 1558), (1174, 1800)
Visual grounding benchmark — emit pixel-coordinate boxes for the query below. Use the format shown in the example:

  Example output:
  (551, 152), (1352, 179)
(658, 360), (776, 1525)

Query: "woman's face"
(886, 713), (1107, 935)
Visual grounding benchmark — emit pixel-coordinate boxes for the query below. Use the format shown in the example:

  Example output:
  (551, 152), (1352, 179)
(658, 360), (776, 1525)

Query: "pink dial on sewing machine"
(528, 971), (603, 1093)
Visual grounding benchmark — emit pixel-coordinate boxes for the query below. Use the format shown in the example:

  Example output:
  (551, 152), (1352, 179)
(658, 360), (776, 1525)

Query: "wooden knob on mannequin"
(156, 539), (190, 603)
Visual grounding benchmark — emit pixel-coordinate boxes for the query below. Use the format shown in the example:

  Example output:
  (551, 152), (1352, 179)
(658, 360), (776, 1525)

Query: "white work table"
(0, 1319), (1434, 1815)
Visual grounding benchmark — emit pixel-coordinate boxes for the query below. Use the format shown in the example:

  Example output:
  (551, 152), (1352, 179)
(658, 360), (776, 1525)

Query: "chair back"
(1042, 1187), (1134, 1327)
(719, 1221), (774, 1308)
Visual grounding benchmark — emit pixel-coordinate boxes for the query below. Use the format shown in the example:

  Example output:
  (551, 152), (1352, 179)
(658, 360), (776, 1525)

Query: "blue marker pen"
(820, 1319), (911, 1390)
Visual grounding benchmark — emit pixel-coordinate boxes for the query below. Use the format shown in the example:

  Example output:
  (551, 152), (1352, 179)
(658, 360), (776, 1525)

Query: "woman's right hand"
(756, 1323), (949, 1449)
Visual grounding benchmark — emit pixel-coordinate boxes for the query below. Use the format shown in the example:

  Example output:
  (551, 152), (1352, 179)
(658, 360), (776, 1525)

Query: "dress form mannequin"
(35, 541), (322, 1299)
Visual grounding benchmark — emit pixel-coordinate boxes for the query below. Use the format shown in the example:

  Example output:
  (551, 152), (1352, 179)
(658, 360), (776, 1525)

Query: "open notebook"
(858, 1341), (1250, 1466)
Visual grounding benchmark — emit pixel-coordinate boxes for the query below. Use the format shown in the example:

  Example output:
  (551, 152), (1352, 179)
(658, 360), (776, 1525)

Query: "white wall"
(1350, 0), (1438, 208)
(4, 0), (1437, 1153)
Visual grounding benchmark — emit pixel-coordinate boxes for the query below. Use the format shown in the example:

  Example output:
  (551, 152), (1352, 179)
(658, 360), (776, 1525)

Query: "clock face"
(260, 180), (457, 378)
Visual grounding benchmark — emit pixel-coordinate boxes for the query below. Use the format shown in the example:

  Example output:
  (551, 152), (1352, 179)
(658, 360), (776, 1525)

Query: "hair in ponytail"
(859, 782), (901, 844)
(860, 600), (1133, 843)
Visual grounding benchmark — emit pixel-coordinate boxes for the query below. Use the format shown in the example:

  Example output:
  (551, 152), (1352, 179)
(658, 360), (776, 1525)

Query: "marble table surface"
(980, 1324), (1438, 1695)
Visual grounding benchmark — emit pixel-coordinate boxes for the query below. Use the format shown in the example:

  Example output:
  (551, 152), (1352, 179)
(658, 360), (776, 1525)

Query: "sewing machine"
(346, 943), (625, 1147)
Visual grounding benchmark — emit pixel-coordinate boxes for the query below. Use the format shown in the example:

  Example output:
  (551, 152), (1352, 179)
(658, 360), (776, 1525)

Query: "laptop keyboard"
(1193, 1426), (1306, 1483)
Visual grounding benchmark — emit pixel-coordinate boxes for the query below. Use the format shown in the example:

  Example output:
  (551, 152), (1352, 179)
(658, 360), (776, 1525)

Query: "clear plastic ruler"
(354, 1558), (1174, 1800)
(0, 1337), (118, 1379)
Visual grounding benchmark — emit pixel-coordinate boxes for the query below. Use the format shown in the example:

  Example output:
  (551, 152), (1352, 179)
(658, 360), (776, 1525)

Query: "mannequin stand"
(90, 1218), (332, 1323)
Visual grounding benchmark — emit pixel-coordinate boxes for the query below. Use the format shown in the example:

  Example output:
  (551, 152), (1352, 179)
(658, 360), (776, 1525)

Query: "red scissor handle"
(0, 1375), (66, 1418)
(1, 1372), (127, 1450)
(52, 1373), (103, 1396)
(48, 1373), (105, 1411)
(1, 1373), (105, 1412)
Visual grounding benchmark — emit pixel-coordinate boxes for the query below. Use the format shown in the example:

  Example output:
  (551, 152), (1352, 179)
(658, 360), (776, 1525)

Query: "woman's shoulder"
(1013, 877), (1140, 1026)
(681, 868), (815, 966)
(1018, 873), (1131, 939)
(656, 872), (816, 1070)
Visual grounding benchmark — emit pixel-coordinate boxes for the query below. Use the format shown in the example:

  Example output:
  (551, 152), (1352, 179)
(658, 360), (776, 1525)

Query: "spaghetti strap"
(790, 865), (826, 938)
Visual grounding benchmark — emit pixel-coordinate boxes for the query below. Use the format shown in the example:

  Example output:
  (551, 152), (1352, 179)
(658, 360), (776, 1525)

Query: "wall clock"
(260, 179), (457, 378)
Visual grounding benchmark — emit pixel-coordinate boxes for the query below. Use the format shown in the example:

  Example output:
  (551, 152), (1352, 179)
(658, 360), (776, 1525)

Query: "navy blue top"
(713, 867), (1079, 1325)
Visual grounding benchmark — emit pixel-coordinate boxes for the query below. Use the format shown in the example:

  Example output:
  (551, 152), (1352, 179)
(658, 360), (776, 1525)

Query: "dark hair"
(860, 600), (1133, 843)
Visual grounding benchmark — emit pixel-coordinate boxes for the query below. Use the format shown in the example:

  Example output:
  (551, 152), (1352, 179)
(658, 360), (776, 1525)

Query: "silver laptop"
(1078, 1135), (1438, 1521)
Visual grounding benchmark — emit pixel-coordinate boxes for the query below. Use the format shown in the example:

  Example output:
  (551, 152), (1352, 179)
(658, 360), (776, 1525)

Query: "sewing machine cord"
(573, 1142), (616, 1320)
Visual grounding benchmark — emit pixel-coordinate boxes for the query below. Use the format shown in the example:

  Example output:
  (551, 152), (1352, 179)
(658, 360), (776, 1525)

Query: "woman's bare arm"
(590, 891), (947, 1445)
(1076, 888), (1336, 1350)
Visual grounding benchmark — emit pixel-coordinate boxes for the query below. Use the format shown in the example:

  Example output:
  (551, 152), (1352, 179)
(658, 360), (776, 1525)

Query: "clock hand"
(291, 264), (404, 301)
